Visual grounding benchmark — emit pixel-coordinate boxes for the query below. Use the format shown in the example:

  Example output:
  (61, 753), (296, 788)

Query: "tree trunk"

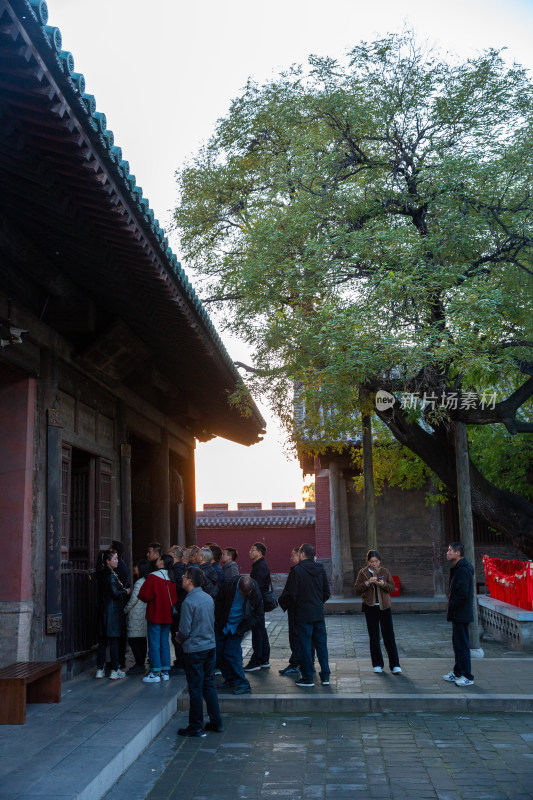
(375, 405), (533, 558)
(362, 412), (377, 552)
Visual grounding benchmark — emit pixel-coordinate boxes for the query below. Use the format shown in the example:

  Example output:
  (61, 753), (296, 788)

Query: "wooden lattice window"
(71, 468), (89, 551)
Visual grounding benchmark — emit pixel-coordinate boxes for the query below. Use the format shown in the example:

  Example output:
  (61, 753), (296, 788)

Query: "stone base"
(478, 595), (533, 652)
(0, 600), (33, 667)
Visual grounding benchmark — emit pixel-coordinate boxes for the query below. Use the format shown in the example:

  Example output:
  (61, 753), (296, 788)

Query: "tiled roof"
(13, 0), (222, 354)
(0, 0), (266, 444)
(197, 512), (315, 529)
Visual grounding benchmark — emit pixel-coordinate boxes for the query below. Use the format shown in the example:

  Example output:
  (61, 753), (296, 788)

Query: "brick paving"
(110, 711), (533, 800)
(260, 608), (530, 661)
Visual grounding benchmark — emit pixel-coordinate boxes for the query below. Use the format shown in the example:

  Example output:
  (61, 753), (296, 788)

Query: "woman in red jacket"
(138, 553), (178, 683)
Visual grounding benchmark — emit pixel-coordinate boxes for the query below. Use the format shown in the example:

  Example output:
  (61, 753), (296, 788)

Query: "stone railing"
(478, 595), (533, 652)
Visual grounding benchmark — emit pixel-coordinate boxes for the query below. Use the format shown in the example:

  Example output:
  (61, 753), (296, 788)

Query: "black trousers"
(183, 648), (222, 732)
(363, 606), (400, 669)
(118, 634), (127, 669)
(97, 635), (119, 670)
(128, 636), (147, 667)
(452, 621), (473, 680)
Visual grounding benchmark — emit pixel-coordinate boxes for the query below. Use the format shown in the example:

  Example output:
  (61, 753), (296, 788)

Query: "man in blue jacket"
(281, 543), (331, 688)
(443, 542), (475, 687)
(215, 574), (263, 694)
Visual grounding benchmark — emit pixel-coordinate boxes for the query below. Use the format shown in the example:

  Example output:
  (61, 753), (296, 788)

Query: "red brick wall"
(0, 372), (36, 602)
(197, 526), (315, 573)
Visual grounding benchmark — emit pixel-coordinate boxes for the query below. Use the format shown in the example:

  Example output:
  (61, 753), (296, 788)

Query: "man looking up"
(221, 547), (240, 581)
(283, 543), (331, 688)
(177, 567), (222, 737)
(195, 547), (219, 598)
(204, 542), (224, 588)
(245, 542), (271, 671)
(442, 542), (475, 687)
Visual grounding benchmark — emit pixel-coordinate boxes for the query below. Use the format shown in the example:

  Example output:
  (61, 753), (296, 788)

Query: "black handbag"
(263, 581), (278, 612)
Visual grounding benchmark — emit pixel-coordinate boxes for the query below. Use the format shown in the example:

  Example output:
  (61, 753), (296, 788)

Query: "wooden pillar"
(328, 461), (343, 596)
(120, 444), (133, 573)
(183, 446), (197, 546)
(117, 404), (133, 575)
(46, 408), (62, 635)
(454, 422), (482, 652)
(151, 429), (170, 551)
(362, 412), (377, 552)
(178, 502), (186, 548)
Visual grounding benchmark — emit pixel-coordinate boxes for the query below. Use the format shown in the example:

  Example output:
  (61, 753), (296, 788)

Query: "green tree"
(302, 482), (316, 503)
(175, 33), (533, 556)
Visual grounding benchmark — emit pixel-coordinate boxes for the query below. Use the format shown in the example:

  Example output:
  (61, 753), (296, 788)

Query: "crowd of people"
(95, 538), (476, 735)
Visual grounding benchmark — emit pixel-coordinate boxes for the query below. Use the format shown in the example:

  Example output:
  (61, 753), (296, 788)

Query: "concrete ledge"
(179, 691), (533, 714)
(478, 594), (533, 621)
(325, 596), (447, 614)
(478, 595), (533, 652)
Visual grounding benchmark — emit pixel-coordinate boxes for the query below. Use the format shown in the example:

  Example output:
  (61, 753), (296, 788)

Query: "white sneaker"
(160, 671), (170, 681)
(373, 666), (384, 673)
(442, 671), (458, 682)
(392, 666), (402, 674)
(454, 676), (474, 687)
(109, 669), (126, 680)
(143, 672), (161, 683)
(95, 668), (105, 679)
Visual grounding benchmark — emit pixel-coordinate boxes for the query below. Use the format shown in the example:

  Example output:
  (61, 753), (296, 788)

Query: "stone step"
(179, 691), (533, 714)
(324, 595), (448, 613)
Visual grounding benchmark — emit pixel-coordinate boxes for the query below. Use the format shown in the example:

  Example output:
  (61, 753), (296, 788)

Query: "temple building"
(0, 0), (264, 672)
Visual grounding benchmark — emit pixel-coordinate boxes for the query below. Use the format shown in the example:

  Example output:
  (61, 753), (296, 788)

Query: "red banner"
(482, 555), (533, 611)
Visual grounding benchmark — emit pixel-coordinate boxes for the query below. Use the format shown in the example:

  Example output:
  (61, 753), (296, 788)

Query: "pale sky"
(50, 0), (533, 509)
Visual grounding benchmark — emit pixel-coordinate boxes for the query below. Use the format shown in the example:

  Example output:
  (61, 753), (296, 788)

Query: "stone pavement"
(263, 607), (531, 661)
(1, 610), (532, 800)
(109, 710), (533, 800)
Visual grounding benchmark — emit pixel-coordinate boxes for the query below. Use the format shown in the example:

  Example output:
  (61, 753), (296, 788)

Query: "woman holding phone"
(354, 550), (402, 675)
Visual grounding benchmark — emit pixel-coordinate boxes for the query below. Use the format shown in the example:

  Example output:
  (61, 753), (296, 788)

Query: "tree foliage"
(175, 33), (533, 554)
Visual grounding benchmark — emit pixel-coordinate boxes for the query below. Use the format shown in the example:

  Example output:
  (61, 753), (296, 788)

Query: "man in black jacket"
(277, 547), (303, 675)
(245, 542), (271, 671)
(195, 547), (219, 599)
(215, 575), (263, 694)
(443, 542), (475, 687)
(281, 543), (331, 688)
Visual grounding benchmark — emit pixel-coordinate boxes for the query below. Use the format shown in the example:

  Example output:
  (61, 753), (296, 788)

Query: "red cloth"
(138, 570), (178, 624)
(482, 555), (533, 611)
